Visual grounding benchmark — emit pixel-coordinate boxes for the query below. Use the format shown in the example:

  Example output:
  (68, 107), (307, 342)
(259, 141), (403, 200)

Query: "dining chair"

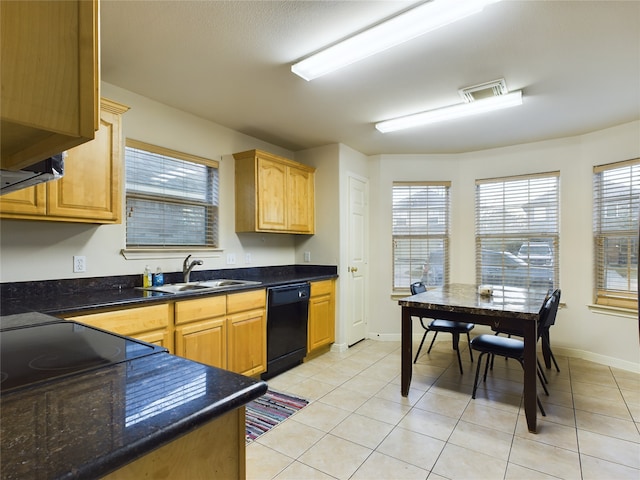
(409, 281), (475, 374)
(491, 288), (562, 382)
(470, 289), (561, 416)
(539, 289), (562, 373)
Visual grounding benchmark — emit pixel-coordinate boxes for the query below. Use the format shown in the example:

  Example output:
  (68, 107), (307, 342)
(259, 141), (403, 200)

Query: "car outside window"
(517, 242), (554, 266)
(475, 172), (559, 290)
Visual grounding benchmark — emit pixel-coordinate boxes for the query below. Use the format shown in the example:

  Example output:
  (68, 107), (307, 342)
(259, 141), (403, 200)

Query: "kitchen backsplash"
(0, 265), (337, 300)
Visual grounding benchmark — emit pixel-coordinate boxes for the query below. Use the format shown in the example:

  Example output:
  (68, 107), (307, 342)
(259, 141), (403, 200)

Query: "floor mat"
(245, 390), (309, 443)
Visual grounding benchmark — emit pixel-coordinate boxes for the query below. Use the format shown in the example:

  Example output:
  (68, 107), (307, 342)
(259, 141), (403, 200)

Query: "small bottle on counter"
(143, 265), (152, 287)
(153, 267), (164, 286)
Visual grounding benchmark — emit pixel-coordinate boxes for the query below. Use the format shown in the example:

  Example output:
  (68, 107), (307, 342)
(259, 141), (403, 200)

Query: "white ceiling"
(101, 0), (640, 156)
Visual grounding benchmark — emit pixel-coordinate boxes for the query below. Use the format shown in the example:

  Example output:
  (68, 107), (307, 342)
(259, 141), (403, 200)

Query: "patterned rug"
(245, 390), (309, 443)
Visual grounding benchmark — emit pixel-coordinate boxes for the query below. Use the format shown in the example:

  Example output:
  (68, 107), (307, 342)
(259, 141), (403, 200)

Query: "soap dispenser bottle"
(153, 267), (164, 286)
(143, 265), (152, 287)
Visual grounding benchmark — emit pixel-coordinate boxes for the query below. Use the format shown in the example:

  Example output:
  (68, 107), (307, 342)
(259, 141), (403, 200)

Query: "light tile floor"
(246, 340), (640, 480)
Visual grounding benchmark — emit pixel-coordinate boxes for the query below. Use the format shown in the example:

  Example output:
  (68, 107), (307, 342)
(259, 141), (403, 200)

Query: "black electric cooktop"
(0, 321), (166, 392)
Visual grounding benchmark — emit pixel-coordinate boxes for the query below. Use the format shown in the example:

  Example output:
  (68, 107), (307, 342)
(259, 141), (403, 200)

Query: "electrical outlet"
(304, 251), (311, 263)
(73, 255), (86, 273)
(226, 253), (236, 265)
(245, 253), (252, 264)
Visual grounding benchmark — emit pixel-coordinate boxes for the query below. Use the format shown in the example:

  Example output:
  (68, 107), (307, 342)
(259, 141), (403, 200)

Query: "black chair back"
(538, 289), (561, 334)
(410, 281), (427, 295)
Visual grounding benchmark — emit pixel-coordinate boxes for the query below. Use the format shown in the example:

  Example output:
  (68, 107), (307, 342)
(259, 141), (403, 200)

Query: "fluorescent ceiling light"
(375, 90), (523, 133)
(291, 0), (502, 81)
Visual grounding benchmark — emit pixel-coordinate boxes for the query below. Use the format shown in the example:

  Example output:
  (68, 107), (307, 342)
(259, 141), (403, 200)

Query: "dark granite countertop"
(0, 313), (268, 480)
(399, 283), (548, 319)
(1, 265), (338, 317)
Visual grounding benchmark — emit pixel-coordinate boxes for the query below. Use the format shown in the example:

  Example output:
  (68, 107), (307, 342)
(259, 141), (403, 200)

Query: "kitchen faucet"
(183, 255), (203, 283)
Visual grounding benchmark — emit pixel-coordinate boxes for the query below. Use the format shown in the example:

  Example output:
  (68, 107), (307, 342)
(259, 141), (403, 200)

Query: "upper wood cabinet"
(0, 99), (129, 223)
(0, 0), (99, 171)
(234, 149), (315, 234)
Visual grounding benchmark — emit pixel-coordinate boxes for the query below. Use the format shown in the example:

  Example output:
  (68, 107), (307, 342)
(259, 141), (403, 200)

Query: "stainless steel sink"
(137, 279), (261, 295)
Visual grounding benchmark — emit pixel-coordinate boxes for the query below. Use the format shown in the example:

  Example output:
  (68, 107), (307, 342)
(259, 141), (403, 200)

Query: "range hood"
(0, 153), (65, 195)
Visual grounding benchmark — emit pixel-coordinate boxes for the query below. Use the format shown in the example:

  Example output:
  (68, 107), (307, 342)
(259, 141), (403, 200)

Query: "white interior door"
(347, 174), (368, 346)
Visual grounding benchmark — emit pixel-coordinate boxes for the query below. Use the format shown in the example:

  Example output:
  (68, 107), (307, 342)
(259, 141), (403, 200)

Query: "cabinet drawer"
(226, 289), (266, 314)
(311, 279), (334, 297)
(174, 295), (226, 324)
(66, 304), (170, 336)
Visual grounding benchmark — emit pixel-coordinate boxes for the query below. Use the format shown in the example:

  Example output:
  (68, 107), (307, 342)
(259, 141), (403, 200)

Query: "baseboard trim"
(331, 342), (349, 353)
(366, 332), (639, 373)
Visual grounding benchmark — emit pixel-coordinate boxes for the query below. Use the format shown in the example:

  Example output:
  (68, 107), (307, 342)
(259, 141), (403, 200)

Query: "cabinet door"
(0, 184), (46, 216)
(135, 329), (172, 350)
(257, 157), (287, 231)
(175, 318), (227, 369)
(308, 280), (336, 354)
(46, 100), (127, 223)
(227, 309), (266, 376)
(309, 294), (333, 352)
(287, 165), (315, 233)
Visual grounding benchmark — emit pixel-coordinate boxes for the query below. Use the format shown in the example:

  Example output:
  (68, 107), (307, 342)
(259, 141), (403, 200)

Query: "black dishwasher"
(261, 283), (310, 380)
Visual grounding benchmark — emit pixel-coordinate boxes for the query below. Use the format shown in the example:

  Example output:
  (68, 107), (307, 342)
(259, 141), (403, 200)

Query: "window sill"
(587, 304), (638, 319)
(120, 248), (223, 261)
(391, 292), (411, 301)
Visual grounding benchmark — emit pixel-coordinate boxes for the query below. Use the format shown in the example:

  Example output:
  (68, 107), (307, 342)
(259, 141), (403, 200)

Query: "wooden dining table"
(398, 283), (549, 433)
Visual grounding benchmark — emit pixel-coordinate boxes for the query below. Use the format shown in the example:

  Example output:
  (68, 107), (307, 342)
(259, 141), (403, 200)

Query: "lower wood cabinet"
(308, 279), (336, 356)
(174, 295), (227, 369)
(174, 290), (266, 375)
(227, 309), (266, 377)
(226, 290), (267, 377)
(63, 282), (338, 376)
(64, 303), (173, 352)
(103, 407), (245, 479)
(66, 290), (268, 377)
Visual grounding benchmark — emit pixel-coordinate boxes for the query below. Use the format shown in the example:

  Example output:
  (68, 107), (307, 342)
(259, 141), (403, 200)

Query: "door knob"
(348, 266), (358, 273)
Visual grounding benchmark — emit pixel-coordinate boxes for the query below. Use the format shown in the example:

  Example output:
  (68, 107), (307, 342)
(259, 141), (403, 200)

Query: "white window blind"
(392, 182), (450, 290)
(475, 172), (559, 290)
(593, 158), (639, 309)
(125, 140), (219, 248)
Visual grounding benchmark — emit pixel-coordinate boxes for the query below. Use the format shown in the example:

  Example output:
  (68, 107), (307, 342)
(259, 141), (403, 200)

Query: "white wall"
(366, 121), (640, 371)
(294, 144), (341, 267)
(0, 83), (304, 282)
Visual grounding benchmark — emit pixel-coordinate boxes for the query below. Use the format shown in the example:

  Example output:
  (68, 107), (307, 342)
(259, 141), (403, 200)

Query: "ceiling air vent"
(459, 78), (508, 103)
